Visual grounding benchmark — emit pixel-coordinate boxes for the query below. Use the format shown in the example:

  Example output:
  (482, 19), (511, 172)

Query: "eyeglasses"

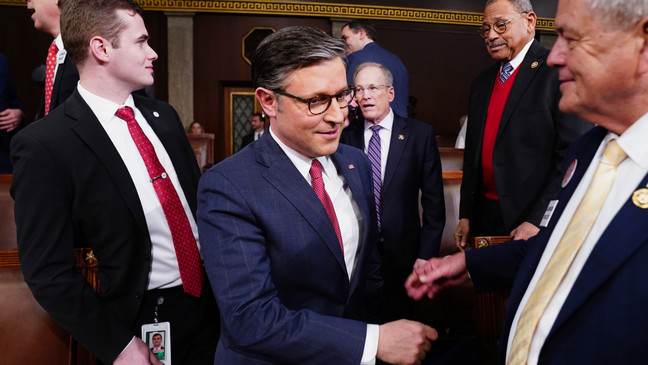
(478, 12), (528, 39)
(355, 85), (391, 96)
(272, 87), (355, 115)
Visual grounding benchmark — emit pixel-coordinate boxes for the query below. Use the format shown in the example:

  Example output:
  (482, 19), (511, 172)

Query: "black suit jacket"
(240, 131), (255, 149)
(10, 90), (201, 363)
(35, 55), (79, 120)
(460, 40), (591, 231)
(341, 113), (445, 274)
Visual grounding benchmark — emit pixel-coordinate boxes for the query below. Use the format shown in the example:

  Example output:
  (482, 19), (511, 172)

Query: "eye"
(369, 86), (379, 92)
(308, 95), (329, 106)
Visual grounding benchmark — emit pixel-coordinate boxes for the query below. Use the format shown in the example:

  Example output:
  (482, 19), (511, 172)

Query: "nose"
(547, 36), (566, 68)
(323, 97), (346, 125)
(486, 27), (500, 42)
(148, 45), (159, 61)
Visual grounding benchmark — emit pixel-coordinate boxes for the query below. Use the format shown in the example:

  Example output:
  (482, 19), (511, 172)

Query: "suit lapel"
(66, 92), (149, 235)
(332, 150), (371, 294)
(135, 98), (198, 216)
(257, 138), (348, 275)
(502, 127), (608, 345)
(496, 40), (546, 143)
(383, 115), (407, 192)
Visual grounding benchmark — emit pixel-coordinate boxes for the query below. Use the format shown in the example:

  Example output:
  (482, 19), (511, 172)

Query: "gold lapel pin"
(398, 134), (405, 140)
(531, 61), (539, 69)
(632, 187), (648, 209)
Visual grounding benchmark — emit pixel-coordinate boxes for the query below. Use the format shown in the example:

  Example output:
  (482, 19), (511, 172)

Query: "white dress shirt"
(506, 113), (648, 364)
(269, 127), (380, 365)
(51, 34), (66, 81)
(504, 38), (534, 74)
(77, 82), (200, 291)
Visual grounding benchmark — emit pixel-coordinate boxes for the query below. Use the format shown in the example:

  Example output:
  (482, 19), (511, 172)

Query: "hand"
(113, 337), (162, 365)
(377, 319), (438, 365)
(405, 252), (469, 300)
(453, 218), (470, 251)
(510, 221), (539, 241)
(0, 108), (24, 132)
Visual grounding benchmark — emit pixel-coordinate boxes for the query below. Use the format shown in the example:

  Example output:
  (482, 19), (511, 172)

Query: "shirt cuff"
(360, 324), (379, 365)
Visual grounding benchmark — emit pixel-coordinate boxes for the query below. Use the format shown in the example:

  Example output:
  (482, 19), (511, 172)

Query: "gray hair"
(251, 26), (347, 90)
(485, 0), (534, 13)
(353, 62), (393, 86)
(586, 0), (648, 31)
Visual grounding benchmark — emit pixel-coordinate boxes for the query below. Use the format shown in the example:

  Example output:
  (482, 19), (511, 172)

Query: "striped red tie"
(115, 106), (205, 297)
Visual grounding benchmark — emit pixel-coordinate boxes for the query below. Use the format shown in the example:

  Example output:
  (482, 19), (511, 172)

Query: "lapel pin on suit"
(348, 164), (355, 170)
(398, 134), (405, 141)
(632, 185), (648, 208)
(531, 61), (539, 69)
(153, 111), (160, 117)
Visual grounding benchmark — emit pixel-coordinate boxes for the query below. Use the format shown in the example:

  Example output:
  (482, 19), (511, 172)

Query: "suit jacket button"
(135, 293), (141, 299)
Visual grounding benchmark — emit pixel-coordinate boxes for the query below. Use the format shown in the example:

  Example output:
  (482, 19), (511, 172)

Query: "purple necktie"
(367, 125), (382, 231)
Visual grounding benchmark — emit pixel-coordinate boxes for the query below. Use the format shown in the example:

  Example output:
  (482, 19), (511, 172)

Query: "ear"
(358, 29), (367, 41)
(387, 86), (395, 103)
(638, 17), (648, 75)
(89, 36), (110, 63)
(255, 87), (278, 118)
(525, 11), (537, 33)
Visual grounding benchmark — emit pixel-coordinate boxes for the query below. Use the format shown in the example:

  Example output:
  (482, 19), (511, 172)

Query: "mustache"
(488, 40), (507, 48)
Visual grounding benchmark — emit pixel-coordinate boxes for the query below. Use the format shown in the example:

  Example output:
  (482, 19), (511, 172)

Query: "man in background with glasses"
(341, 62), (445, 324)
(197, 26), (437, 364)
(455, 0), (590, 250)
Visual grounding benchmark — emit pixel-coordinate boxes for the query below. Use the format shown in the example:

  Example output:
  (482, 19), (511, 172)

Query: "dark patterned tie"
(115, 106), (205, 297)
(499, 62), (513, 84)
(310, 159), (344, 254)
(367, 125), (383, 231)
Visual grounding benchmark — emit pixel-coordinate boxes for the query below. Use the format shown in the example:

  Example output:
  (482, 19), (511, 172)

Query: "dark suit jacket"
(466, 126), (648, 363)
(341, 114), (445, 273)
(35, 55), (79, 120)
(10, 91), (201, 363)
(460, 40), (591, 231)
(197, 134), (382, 364)
(0, 53), (24, 173)
(240, 131), (255, 149)
(347, 42), (409, 117)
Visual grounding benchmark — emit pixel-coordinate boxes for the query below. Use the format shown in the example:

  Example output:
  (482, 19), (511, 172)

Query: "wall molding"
(1, 0), (554, 30)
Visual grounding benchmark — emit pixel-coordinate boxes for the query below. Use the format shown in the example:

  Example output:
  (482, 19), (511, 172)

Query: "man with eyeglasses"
(455, 0), (591, 250)
(340, 62), (445, 323)
(197, 26), (437, 365)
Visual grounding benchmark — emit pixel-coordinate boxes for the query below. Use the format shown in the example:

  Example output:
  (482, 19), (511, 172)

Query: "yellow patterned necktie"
(507, 139), (627, 365)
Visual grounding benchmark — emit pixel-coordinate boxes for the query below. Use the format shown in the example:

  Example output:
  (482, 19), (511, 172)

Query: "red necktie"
(44, 41), (58, 115)
(115, 106), (205, 297)
(310, 159), (344, 254)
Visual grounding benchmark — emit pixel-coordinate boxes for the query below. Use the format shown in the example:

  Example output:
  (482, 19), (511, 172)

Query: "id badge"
(142, 321), (171, 364)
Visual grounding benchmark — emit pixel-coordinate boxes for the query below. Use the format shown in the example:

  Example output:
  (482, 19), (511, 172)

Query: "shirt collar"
(364, 108), (394, 131)
(77, 82), (136, 127)
(505, 38), (534, 71)
(616, 111), (648, 169)
(54, 34), (64, 50)
(269, 126), (336, 182)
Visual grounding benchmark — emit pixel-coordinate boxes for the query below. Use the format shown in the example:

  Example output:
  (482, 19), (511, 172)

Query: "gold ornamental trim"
(0, 0), (555, 30)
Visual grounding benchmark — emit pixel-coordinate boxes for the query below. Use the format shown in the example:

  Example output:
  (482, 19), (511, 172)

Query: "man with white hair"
(406, 0), (648, 363)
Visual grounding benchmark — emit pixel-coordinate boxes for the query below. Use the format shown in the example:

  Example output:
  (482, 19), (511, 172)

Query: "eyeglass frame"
(272, 87), (356, 115)
(354, 84), (392, 96)
(478, 12), (529, 39)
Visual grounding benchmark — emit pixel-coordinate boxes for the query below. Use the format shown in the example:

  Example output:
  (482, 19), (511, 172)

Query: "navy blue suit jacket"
(466, 126), (648, 363)
(460, 40), (591, 231)
(347, 42), (409, 117)
(341, 114), (445, 270)
(198, 134), (382, 364)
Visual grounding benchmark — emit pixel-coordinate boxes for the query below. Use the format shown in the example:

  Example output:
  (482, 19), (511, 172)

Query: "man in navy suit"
(454, 0), (591, 249)
(406, 0), (648, 363)
(24, 0), (79, 120)
(340, 62), (444, 322)
(11, 0), (217, 363)
(198, 26), (437, 365)
(342, 19), (409, 117)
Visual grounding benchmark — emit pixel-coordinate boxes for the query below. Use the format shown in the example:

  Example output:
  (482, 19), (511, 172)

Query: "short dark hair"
(343, 19), (377, 41)
(251, 26), (346, 90)
(152, 333), (162, 339)
(61, 0), (143, 66)
(252, 113), (265, 124)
